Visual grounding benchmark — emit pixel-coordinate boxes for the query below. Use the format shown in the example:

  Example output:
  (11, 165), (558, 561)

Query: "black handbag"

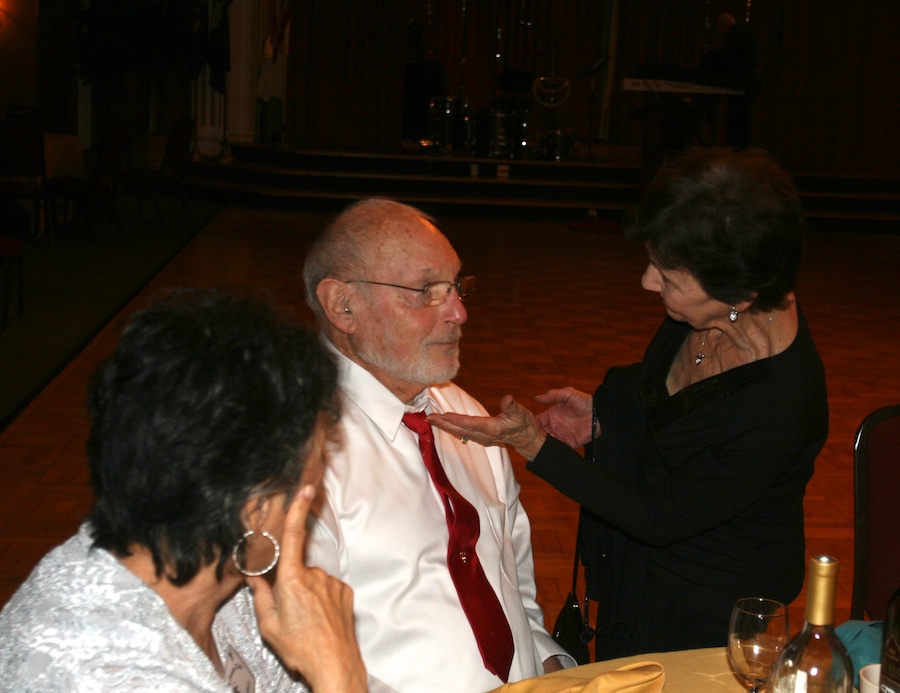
(551, 508), (594, 665)
(551, 406), (597, 665)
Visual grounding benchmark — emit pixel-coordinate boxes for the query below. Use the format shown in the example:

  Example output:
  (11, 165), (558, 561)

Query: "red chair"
(850, 404), (900, 621)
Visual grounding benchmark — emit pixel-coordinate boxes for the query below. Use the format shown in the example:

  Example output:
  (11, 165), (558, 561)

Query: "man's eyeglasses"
(345, 276), (476, 307)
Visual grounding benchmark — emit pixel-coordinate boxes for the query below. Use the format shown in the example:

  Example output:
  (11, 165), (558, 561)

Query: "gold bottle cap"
(805, 555), (839, 626)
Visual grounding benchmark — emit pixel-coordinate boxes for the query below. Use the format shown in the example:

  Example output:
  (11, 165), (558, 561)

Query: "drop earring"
(729, 306), (739, 323)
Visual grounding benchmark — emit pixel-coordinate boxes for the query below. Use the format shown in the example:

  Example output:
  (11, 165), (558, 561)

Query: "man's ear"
(316, 278), (357, 334)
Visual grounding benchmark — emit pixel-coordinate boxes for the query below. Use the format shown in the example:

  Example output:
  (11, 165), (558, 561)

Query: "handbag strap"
(570, 403), (599, 635)
(571, 506), (584, 593)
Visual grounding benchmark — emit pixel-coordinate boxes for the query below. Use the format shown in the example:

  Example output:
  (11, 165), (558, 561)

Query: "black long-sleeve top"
(528, 307), (828, 659)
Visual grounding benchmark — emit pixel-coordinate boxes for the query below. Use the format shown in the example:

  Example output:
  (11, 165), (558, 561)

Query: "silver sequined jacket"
(0, 523), (308, 692)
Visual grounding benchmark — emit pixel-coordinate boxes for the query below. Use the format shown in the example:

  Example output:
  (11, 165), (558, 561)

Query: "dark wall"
(0, 0), (38, 118)
(3, 1), (198, 142)
(6, 0), (897, 176)
(285, 0), (900, 176)
(755, 1), (900, 175)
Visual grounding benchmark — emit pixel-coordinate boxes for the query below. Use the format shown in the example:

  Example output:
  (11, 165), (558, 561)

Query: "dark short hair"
(624, 147), (806, 312)
(87, 288), (338, 585)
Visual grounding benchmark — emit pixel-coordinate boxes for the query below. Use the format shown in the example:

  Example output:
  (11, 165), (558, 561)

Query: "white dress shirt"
(307, 344), (571, 693)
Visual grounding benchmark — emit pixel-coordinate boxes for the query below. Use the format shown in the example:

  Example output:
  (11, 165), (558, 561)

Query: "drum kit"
(425, 74), (573, 161)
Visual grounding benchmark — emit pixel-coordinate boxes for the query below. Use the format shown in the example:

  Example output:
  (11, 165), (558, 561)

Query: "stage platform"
(182, 143), (900, 227)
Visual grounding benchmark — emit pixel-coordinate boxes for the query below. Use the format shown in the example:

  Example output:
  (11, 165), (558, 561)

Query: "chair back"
(851, 404), (900, 621)
(0, 117), (45, 179)
(161, 118), (195, 174)
(91, 124), (130, 186)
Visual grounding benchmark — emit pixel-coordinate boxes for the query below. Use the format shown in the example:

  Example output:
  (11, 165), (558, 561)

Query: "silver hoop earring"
(729, 306), (739, 323)
(231, 530), (280, 577)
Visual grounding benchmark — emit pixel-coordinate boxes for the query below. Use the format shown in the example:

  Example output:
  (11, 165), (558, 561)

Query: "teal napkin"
(836, 619), (884, 688)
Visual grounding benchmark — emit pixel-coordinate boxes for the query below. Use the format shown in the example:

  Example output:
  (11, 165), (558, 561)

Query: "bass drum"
(426, 96), (455, 155)
(427, 97), (474, 155)
(531, 76), (573, 160)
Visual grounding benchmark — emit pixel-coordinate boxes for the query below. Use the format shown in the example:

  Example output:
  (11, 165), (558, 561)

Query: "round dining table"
(489, 646), (745, 692)
(490, 647), (866, 692)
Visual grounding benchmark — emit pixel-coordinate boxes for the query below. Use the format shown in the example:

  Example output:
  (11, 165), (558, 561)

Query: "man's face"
(348, 219), (468, 402)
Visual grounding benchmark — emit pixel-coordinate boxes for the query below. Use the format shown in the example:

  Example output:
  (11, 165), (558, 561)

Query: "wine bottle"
(882, 586), (900, 693)
(771, 555), (852, 693)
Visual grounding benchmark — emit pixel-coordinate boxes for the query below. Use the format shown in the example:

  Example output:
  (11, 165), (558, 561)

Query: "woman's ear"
(240, 494), (278, 533)
(734, 296), (756, 315)
(316, 278), (357, 334)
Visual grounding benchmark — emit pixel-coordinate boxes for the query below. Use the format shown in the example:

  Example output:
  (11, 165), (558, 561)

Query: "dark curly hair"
(87, 288), (338, 586)
(624, 147), (806, 312)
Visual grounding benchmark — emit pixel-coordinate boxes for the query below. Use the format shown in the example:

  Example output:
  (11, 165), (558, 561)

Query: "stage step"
(182, 144), (643, 219)
(182, 145), (900, 227)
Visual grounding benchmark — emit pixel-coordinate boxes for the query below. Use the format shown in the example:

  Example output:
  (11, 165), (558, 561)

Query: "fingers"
(247, 484), (316, 624)
(498, 394), (538, 421)
(534, 387), (575, 404)
(279, 484), (317, 577)
(247, 572), (276, 619)
(535, 388), (592, 418)
(535, 408), (553, 430)
(427, 411), (483, 437)
(499, 393), (518, 411)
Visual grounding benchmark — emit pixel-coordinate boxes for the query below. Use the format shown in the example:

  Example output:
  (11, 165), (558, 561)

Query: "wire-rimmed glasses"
(345, 276), (476, 307)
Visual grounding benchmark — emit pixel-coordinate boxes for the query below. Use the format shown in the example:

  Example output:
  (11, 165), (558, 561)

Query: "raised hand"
(428, 394), (547, 461)
(534, 387), (595, 448)
(247, 485), (367, 693)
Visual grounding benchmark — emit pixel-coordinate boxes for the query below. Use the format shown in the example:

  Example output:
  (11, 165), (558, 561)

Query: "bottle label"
(773, 671), (805, 692)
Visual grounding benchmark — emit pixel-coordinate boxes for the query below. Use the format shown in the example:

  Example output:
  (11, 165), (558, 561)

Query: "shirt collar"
(322, 337), (439, 441)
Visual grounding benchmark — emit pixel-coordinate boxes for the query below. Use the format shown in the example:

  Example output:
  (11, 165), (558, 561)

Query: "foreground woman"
(0, 289), (373, 691)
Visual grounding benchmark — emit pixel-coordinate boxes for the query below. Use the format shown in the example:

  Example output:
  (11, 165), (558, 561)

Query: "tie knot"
(402, 410), (431, 436)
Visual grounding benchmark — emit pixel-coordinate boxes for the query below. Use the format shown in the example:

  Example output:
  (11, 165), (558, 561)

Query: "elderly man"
(303, 198), (570, 692)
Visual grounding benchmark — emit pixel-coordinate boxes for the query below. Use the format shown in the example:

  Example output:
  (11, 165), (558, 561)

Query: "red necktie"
(403, 411), (515, 682)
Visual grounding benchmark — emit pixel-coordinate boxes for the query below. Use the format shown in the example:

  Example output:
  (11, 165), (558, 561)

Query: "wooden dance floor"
(2, 205), (898, 641)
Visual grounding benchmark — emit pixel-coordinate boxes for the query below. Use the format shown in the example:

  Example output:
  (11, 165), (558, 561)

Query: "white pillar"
(193, 65), (225, 158)
(225, 0), (260, 145)
(193, 0), (260, 157)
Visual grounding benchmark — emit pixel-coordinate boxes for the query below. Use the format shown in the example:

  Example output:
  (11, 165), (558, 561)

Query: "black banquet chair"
(0, 108), (47, 237)
(0, 235), (24, 332)
(132, 118), (195, 223)
(850, 404), (900, 621)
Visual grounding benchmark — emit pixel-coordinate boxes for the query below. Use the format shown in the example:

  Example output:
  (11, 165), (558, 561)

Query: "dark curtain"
(284, 0), (900, 175)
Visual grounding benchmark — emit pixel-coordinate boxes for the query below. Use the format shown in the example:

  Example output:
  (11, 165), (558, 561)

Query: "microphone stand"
(577, 56), (609, 160)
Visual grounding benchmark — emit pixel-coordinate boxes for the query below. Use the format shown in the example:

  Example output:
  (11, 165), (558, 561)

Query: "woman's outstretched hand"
(428, 394), (547, 461)
(248, 485), (367, 693)
(534, 387), (595, 448)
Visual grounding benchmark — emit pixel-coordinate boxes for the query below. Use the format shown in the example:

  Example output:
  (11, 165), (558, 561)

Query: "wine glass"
(728, 597), (790, 693)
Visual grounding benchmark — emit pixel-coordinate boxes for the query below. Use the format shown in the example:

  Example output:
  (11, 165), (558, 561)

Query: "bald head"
(304, 198), (448, 320)
(303, 198), (468, 401)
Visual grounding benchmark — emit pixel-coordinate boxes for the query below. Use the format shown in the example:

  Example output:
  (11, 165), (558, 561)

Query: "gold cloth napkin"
(488, 661), (665, 693)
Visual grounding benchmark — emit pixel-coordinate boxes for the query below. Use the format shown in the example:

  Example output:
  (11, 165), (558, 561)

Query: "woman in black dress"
(430, 147), (828, 659)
